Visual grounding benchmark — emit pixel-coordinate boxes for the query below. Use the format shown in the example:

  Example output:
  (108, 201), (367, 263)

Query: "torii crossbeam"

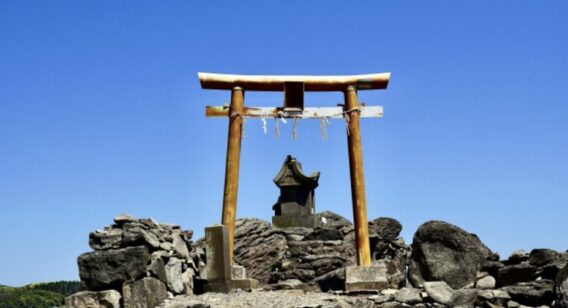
(200, 72), (391, 267)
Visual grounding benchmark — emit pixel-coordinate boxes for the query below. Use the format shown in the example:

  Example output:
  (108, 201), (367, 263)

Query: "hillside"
(0, 281), (80, 308)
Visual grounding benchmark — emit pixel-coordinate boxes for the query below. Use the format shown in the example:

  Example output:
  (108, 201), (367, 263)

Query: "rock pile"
(66, 212), (568, 308)
(66, 214), (203, 308)
(231, 211), (410, 292)
(230, 216), (568, 307)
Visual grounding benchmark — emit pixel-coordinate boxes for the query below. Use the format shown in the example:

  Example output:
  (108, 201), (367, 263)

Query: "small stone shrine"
(272, 155), (320, 228)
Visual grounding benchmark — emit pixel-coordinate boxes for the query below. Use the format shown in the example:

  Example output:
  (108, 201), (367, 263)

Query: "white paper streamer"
(261, 117), (267, 134)
(292, 117), (299, 140)
(274, 117), (280, 139)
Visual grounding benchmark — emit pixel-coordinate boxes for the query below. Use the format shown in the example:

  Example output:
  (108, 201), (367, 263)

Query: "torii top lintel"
(198, 72), (391, 92)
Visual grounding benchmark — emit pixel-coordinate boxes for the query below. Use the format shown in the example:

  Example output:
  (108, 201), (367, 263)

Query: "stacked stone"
(66, 214), (203, 308)
(231, 211), (410, 293)
(231, 212), (356, 291)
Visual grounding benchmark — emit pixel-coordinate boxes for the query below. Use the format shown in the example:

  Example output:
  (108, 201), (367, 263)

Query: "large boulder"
(123, 277), (168, 308)
(78, 246), (150, 290)
(65, 290), (121, 308)
(409, 220), (493, 289)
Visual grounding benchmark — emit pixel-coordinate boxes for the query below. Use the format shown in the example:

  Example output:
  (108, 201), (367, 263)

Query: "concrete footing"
(345, 265), (389, 291)
(202, 224), (258, 293)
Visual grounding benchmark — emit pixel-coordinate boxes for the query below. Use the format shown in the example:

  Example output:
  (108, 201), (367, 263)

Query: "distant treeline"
(0, 281), (81, 308)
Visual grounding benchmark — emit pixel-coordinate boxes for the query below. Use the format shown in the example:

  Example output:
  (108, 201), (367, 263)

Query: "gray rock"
(368, 294), (393, 304)
(139, 218), (159, 229)
(476, 275), (496, 289)
(315, 211), (352, 231)
(451, 289), (478, 306)
(497, 263), (537, 287)
(123, 277), (168, 308)
(65, 290), (121, 308)
(304, 228), (343, 241)
(394, 287), (422, 305)
(374, 259), (406, 289)
(492, 289), (512, 306)
(89, 228), (123, 250)
(477, 289), (494, 301)
(555, 263), (568, 308)
(114, 213), (137, 224)
(172, 234), (190, 260)
(482, 260), (505, 278)
(271, 268), (316, 283)
(165, 257), (185, 294)
(423, 281), (454, 306)
(528, 248), (560, 267)
(78, 246), (150, 290)
(502, 280), (554, 307)
(507, 250), (529, 265)
(368, 218), (409, 264)
(122, 223), (161, 249)
(507, 300), (520, 308)
(313, 268), (345, 292)
(378, 303), (406, 308)
(409, 220), (493, 289)
(181, 269), (194, 294)
(159, 242), (172, 251)
(368, 217), (402, 242)
(270, 279), (306, 290)
(148, 254), (168, 284)
(233, 218), (287, 284)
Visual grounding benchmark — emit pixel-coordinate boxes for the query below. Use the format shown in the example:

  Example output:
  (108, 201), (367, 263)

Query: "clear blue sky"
(1, 1), (567, 286)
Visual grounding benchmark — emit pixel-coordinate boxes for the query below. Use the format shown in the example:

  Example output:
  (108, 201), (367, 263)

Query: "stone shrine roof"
(273, 155), (320, 188)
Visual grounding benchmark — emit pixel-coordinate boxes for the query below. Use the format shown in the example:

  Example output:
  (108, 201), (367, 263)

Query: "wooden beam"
(221, 87), (244, 263)
(205, 106), (383, 119)
(198, 72), (391, 91)
(284, 82), (305, 110)
(344, 86), (372, 267)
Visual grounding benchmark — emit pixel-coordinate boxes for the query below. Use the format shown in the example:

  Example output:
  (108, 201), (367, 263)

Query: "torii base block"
(202, 225), (258, 293)
(345, 265), (390, 291)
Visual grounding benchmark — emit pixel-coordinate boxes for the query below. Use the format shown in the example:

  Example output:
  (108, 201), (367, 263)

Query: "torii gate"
(200, 72), (391, 267)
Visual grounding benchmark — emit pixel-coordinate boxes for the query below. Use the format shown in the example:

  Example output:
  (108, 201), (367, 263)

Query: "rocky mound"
(231, 211), (410, 292)
(67, 214), (204, 308)
(66, 213), (568, 308)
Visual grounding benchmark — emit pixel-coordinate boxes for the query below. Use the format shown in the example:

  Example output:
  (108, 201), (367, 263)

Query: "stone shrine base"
(272, 214), (316, 229)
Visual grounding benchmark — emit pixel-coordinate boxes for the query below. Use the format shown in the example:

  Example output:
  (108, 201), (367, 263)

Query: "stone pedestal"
(272, 214), (316, 229)
(345, 265), (390, 291)
(202, 225), (258, 293)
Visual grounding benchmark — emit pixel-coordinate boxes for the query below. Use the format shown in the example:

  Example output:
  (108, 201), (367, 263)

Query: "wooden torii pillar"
(200, 72), (391, 266)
